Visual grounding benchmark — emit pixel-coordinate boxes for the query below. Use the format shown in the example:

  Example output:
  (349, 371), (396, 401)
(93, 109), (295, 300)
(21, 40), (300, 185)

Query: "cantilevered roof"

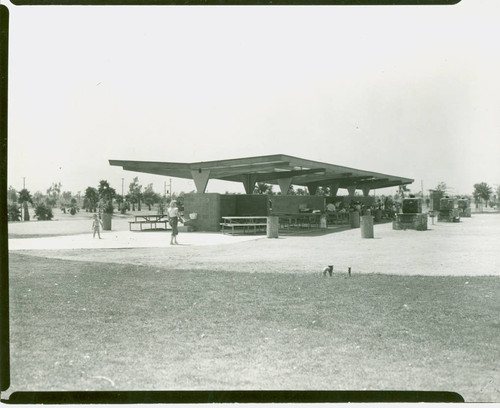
(109, 154), (413, 194)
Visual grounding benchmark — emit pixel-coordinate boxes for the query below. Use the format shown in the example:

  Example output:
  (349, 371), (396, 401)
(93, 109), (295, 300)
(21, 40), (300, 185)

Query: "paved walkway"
(8, 213), (500, 277)
(8, 230), (262, 250)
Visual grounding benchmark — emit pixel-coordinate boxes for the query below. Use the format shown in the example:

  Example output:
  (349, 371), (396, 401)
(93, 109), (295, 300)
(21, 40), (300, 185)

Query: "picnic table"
(327, 211), (349, 225)
(129, 214), (169, 231)
(274, 212), (323, 230)
(220, 216), (268, 235)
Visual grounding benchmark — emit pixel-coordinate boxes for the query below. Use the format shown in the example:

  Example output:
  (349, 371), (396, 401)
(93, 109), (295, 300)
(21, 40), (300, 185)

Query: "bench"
(220, 216), (268, 235)
(274, 213), (322, 230)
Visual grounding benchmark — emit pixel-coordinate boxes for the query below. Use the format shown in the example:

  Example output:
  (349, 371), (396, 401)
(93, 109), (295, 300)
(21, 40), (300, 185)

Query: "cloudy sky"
(6, 0), (500, 197)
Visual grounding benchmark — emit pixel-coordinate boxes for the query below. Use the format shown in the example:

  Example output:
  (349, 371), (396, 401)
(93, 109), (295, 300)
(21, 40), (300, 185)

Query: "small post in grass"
(348, 267), (351, 277)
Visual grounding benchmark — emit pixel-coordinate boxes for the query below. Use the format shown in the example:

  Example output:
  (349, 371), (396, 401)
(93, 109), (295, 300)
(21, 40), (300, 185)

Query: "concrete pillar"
(307, 184), (318, 196)
(329, 183), (339, 197)
(242, 174), (257, 194)
(360, 215), (374, 238)
(349, 211), (360, 228)
(347, 186), (356, 196)
(267, 216), (279, 238)
(362, 188), (370, 197)
(190, 169), (211, 193)
(278, 177), (293, 195)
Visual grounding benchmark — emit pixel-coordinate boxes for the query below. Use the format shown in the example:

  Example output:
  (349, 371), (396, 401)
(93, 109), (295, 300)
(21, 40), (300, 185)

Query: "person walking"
(92, 213), (104, 239)
(167, 200), (183, 245)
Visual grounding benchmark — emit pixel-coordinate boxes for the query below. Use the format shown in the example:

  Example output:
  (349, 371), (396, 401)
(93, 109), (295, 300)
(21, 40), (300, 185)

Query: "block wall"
(220, 195), (237, 217)
(183, 193), (221, 232)
(270, 195), (325, 214)
(235, 195), (268, 216)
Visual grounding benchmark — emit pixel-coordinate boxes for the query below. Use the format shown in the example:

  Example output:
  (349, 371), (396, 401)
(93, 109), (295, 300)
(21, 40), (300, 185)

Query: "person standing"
(167, 200), (183, 245)
(92, 214), (103, 239)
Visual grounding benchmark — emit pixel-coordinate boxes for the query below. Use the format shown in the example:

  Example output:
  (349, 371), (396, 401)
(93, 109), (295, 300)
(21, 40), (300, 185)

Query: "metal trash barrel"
(102, 214), (112, 231)
(320, 214), (327, 229)
(267, 216), (279, 238)
(360, 215), (374, 238)
(349, 211), (360, 228)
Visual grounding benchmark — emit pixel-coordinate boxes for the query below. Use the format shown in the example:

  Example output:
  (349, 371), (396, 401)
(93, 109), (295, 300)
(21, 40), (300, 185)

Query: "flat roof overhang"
(109, 154), (413, 195)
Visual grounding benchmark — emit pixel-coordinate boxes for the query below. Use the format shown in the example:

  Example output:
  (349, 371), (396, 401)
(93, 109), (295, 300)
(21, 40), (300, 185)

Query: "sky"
(6, 0), (500, 198)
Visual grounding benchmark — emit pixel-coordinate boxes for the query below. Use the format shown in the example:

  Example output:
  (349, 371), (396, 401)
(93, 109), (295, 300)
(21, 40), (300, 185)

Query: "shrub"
(8, 204), (21, 221)
(34, 203), (54, 220)
(120, 201), (130, 214)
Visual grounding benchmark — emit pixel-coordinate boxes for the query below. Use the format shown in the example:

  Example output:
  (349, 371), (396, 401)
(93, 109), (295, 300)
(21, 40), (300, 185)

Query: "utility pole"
(23, 177), (25, 189)
(169, 179), (172, 201)
(121, 178), (124, 197)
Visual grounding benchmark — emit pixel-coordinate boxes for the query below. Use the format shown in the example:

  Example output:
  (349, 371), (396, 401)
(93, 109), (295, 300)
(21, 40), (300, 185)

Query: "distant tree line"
(7, 178), (499, 222)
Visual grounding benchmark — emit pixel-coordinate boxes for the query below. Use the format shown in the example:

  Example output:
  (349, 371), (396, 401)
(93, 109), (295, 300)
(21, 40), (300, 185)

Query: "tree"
(98, 180), (116, 202)
(142, 183), (161, 211)
(69, 198), (79, 215)
(34, 203), (54, 220)
(473, 182), (493, 207)
(8, 204), (21, 222)
(97, 180), (116, 214)
(59, 191), (74, 213)
(115, 194), (124, 211)
(84, 187), (99, 212)
(253, 182), (273, 195)
(46, 182), (62, 207)
(434, 182), (447, 193)
(128, 177), (143, 211)
(32, 191), (45, 206)
(18, 189), (33, 221)
(8, 186), (17, 204)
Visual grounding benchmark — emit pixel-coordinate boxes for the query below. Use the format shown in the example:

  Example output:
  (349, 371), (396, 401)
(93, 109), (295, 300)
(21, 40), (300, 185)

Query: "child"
(92, 214), (104, 239)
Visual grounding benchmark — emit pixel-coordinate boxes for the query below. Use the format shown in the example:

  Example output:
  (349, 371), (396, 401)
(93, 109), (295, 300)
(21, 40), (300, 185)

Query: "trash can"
(267, 216), (279, 238)
(320, 214), (327, 229)
(349, 211), (360, 228)
(102, 213), (112, 231)
(360, 215), (374, 238)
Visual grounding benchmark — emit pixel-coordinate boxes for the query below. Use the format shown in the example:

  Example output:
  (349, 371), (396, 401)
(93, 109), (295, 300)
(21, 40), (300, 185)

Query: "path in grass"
(8, 253), (500, 401)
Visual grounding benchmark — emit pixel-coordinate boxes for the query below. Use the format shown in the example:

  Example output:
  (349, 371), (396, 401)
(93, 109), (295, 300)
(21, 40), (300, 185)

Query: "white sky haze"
(6, 1), (500, 197)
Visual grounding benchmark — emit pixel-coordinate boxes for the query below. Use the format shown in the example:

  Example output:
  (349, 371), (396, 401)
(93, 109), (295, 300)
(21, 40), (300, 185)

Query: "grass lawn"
(8, 252), (500, 402)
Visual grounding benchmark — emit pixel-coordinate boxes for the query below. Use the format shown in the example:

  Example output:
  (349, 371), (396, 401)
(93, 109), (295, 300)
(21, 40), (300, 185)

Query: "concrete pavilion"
(110, 155), (413, 231)
(109, 154), (413, 197)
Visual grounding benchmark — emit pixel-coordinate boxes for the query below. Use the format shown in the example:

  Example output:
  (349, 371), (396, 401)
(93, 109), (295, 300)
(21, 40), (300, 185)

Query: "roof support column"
(362, 188), (370, 197)
(242, 174), (257, 194)
(347, 186), (356, 196)
(190, 168), (211, 193)
(278, 177), (293, 195)
(306, 184), (318, 196)
(328, 182), (340, 197)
